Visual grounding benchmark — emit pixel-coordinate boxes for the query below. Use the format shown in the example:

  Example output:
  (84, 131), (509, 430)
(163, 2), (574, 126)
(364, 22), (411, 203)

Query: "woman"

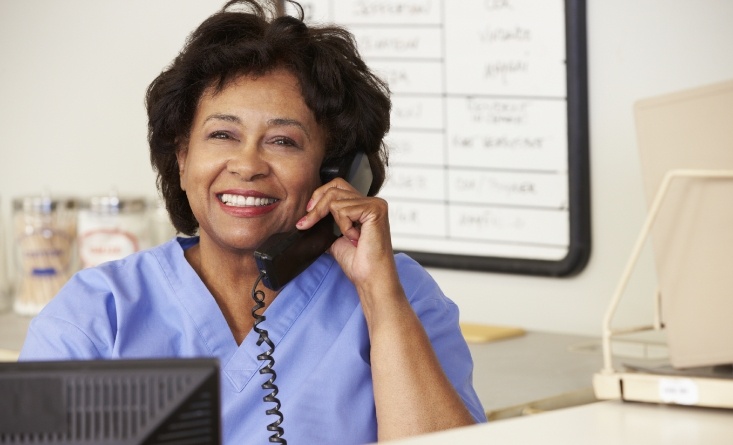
(19, 1), (486, 443)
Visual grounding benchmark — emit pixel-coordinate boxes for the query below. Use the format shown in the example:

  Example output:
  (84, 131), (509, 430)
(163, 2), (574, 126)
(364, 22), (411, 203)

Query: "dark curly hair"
(146, 0), (391, 235)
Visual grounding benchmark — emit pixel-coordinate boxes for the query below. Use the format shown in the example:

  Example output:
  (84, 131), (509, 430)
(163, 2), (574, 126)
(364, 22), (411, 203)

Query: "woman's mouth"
(218, 193), (278, 208)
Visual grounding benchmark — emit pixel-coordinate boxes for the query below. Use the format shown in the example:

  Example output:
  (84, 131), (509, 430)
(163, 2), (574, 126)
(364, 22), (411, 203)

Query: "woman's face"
(177, 68), (326, 253)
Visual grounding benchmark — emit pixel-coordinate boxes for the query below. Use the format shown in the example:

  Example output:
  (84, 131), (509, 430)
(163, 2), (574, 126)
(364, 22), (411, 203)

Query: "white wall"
(1, 0), (732, 335)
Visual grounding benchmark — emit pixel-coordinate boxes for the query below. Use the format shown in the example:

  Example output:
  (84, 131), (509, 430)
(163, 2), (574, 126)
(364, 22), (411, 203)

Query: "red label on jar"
(79, 228), (139, 268)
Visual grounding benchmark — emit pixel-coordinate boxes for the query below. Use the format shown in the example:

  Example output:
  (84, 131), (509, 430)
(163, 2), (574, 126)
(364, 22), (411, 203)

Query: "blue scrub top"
(20, 237), (486, 444)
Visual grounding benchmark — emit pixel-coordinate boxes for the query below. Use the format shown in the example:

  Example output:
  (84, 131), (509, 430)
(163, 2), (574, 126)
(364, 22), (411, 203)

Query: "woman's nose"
(226, 145), (270, 181)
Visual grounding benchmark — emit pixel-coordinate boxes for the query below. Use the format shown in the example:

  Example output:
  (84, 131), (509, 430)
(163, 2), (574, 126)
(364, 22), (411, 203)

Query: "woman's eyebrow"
(204, 113), (242, 124)
(267, 117), (311, 140)
(203, 114), (311, 140)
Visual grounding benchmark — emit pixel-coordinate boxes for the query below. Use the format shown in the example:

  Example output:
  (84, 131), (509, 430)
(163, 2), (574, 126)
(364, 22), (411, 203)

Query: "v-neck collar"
(157, 236), (336, 392)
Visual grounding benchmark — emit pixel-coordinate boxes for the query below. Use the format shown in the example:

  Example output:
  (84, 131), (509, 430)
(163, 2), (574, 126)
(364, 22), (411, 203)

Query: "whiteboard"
(289, 0), (591, 276)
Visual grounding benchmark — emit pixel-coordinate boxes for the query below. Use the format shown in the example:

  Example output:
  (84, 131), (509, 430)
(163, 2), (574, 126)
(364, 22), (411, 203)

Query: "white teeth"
(220, 194), (276, 207)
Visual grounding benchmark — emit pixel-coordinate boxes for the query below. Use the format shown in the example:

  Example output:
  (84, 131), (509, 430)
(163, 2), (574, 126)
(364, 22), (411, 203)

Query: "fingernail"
(306, 199), (314, 211)
(296, 216), (307, 228)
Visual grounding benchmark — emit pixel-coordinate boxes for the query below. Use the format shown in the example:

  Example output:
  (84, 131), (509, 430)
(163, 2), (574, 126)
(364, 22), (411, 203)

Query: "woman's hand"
(295, 177), (398, 292)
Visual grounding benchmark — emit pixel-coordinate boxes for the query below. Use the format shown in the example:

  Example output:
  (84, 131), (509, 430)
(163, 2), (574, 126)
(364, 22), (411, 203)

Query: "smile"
(219, 193), (278, 208)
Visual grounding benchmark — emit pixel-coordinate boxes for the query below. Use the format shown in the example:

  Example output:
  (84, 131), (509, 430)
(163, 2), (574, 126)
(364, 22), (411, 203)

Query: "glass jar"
(77, 193), (150, 269)
(12, 195), (78, 316)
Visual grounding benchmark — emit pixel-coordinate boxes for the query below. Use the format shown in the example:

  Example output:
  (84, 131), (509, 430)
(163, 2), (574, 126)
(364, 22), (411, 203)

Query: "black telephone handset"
(254, 152), (373, 291)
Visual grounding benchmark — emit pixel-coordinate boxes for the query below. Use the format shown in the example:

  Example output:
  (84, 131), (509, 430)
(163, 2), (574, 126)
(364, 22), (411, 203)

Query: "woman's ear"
(175, 141), (188, 191)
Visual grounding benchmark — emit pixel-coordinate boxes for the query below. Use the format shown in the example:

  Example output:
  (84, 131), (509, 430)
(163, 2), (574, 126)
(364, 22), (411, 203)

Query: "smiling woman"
(17, 1), (486, 444)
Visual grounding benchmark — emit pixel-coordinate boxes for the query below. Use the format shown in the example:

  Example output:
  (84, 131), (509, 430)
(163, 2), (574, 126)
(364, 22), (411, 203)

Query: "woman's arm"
(357, 267), (477, 440)
(298, 179), (478, 441)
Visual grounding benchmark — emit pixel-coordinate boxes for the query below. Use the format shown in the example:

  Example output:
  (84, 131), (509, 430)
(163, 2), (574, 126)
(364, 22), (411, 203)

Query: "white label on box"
(659, 378), (699, 405)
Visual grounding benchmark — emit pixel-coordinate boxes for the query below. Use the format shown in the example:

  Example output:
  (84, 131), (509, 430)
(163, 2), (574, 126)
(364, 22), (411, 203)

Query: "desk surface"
(467, 330), (601, 418)
(384, 400), (733, 444)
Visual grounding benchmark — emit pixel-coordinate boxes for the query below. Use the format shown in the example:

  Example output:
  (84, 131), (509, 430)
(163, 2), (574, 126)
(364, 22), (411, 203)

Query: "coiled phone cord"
(251, 272), (287, 444)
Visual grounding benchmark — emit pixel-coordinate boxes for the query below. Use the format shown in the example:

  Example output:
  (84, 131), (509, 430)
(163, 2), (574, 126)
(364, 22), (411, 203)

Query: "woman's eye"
(272, 137), (298, 147)
(209, 131), (232, 140)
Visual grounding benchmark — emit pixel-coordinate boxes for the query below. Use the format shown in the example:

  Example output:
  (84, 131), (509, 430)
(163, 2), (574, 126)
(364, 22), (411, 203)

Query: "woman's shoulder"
(393, 253), (437, 285)
(393, 253), (455, 307)
(21, 237), (200, 360)
(393, 252), (430, 277)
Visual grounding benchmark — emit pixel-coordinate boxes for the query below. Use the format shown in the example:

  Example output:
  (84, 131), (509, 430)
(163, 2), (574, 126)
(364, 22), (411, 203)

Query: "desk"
(467, 330), (601, 419)
(382, 400), (733, 444)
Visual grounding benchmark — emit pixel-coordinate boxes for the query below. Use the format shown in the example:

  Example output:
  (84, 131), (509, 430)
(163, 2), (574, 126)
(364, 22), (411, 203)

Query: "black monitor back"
(0, 358), (221, 445)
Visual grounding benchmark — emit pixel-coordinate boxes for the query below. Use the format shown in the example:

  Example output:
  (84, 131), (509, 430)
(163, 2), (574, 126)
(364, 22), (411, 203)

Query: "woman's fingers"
(309, 177), (357, 208)
(296, 178), (362, 231)
(295, 178), (391, 251)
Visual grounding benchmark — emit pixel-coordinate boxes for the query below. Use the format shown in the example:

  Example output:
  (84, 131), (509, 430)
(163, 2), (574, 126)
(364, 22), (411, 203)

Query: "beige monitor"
(635, 78), (733, 369)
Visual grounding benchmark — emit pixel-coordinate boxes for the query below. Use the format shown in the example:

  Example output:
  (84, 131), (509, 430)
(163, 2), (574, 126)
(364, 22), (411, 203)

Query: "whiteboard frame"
(396, 0), (591, 277)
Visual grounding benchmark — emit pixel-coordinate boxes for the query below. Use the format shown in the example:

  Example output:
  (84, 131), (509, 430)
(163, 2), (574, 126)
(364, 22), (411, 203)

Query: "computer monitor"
(635, 78), (733, 368)
(0, 358), (221, 444)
